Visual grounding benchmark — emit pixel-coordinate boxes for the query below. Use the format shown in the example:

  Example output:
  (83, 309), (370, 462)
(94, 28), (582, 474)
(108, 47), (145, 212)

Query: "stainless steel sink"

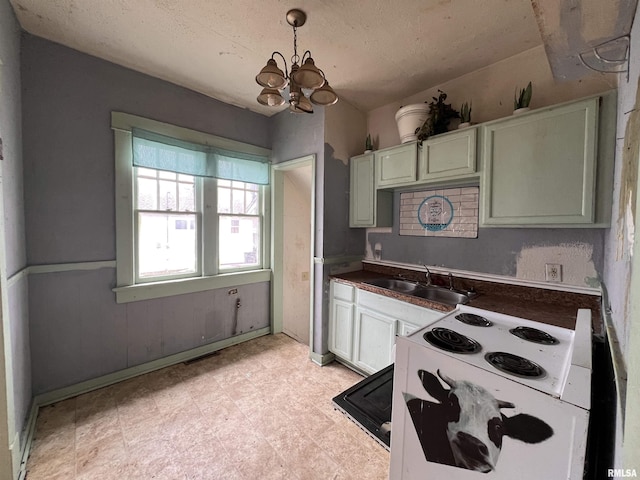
(364, 278), (420, 293)
(364, 278), (470, 306)
(411, 285), (470, 305)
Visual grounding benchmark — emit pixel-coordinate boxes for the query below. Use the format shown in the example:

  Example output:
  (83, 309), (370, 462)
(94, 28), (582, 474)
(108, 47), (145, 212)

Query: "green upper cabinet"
(349, 152), (392, 228)
(481, 97), (600, 226)
(418, 127), (477, 181)
(375, 142), (418, 187)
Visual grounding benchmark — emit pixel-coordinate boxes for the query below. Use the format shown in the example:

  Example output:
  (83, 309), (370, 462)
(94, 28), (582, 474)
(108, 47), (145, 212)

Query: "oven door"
(390, 337), (589, 479)
(332, 364), (394, 449)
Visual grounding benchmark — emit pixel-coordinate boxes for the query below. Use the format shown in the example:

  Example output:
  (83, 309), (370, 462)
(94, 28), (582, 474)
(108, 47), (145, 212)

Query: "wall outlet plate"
(545, 263), (562, 282)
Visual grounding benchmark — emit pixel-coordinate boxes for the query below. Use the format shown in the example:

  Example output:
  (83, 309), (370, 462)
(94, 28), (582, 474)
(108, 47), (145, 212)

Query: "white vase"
(513, 107), (530, 115)
(395, 104), (430, 143)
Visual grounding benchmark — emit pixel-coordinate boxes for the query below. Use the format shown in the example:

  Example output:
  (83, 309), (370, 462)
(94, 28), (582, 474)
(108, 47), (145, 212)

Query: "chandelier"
(255, 9), (338, 113)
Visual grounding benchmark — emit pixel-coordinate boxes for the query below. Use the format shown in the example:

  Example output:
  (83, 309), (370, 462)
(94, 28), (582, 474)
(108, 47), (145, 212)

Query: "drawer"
(332, 281), (354, 302)
(357, 290), (444, 325)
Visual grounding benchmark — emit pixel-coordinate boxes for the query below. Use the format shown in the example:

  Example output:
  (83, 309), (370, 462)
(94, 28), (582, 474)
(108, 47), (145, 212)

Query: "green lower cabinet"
(329, 298), (354, 361)
(352, 307), (397, 374)
(328, 281), (445, 374)
(481, 97), (599, 226)
(328, 282), (355, 361)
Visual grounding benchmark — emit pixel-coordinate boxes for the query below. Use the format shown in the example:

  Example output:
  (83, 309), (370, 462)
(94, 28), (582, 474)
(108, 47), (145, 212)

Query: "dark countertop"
(331, 266), (602, 333)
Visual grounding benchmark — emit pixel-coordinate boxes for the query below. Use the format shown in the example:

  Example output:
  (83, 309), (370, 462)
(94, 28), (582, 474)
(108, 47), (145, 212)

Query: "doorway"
(271, 156), (315, 346)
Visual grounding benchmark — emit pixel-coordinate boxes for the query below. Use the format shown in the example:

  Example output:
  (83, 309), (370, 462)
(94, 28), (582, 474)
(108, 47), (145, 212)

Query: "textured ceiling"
(8, 0), (635, 116)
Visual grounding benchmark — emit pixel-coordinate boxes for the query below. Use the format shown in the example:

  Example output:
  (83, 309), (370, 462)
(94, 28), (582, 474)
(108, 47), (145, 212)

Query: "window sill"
(113, 269), (271, 303)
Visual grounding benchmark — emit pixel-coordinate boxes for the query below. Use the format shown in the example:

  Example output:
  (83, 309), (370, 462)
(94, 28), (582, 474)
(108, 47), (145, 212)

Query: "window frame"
(133, 169), (203, 283)
(112, 112), (271, 304)
(217, 180), (263, 272)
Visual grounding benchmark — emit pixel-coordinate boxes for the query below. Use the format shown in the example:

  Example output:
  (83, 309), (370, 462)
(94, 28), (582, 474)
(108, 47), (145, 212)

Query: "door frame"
(271, 155), (316, 350)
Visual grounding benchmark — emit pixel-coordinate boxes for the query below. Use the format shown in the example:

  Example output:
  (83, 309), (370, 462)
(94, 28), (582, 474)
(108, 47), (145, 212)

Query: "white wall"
(602, 2), (640, 470)
(368, 45), (615, 149)
(325, 98), (367, 163)
(604, 20), (640, 357)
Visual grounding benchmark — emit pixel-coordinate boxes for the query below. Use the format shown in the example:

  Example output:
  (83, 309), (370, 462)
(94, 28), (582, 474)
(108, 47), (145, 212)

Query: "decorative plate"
(417, 195), (454, 231)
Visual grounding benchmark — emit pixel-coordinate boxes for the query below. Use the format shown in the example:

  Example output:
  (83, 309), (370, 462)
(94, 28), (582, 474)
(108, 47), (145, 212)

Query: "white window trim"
(134, 173), (203, 284)
(112, 112), (272, 303)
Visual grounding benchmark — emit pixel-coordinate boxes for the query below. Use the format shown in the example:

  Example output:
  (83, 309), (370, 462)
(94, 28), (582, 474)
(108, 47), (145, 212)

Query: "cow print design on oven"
(404, 369), (554, 473)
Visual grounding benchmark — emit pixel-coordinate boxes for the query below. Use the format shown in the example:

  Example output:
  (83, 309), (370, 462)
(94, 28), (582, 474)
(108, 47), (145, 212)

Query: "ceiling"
(9, 0), (637, 117)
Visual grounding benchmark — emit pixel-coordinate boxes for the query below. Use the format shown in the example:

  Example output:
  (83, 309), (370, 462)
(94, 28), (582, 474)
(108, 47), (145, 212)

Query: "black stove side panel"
(585, 337), (616, 479)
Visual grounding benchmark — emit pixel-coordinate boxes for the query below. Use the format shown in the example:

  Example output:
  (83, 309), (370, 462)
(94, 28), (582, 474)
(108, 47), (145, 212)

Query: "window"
(135, 168), (200, 281)
(218, 180), (261, 270)
(112, 112), (271, 303)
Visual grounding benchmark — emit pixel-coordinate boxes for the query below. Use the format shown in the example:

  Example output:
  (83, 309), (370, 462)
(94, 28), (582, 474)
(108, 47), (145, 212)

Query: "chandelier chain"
(292, 25), (299, 65)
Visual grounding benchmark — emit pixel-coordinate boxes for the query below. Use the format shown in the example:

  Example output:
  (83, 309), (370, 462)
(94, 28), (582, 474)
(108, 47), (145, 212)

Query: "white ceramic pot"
(395, 104), (430, 143)
(513, 107), (531, 115)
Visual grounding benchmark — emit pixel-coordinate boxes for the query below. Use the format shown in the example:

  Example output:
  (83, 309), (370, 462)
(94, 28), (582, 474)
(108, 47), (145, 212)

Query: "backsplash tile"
(400, 186), (478, 238)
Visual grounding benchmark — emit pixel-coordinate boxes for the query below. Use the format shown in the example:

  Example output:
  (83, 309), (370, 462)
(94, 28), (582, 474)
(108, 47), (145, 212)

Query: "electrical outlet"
(301, 271), (309, 281)
(545, 263), (562, 282)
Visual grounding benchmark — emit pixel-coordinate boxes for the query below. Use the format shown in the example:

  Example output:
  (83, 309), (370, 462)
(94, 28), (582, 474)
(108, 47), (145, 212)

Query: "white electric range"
(389, 304), (592, 479)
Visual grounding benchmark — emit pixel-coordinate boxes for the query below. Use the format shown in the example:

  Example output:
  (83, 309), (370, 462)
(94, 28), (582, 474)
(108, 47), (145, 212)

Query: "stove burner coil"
(484, 352), (546, 378)
(510, 326), (559, 345)
(455, 313), (493, 327)
(424, 328), (482, 354)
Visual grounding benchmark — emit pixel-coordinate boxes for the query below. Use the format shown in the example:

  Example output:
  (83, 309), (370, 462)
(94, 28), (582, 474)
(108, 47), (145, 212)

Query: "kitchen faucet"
(448, 272), (454, 290)
(423, 265), (432, 286)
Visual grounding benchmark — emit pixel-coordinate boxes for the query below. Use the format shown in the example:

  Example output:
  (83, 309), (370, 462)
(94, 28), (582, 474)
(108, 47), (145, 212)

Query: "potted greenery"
(459, 101), (472, 128)
(395, 103), (430, 143)
(514, 82), (532, 114)
(365, 134), (373, 153)
(415, 90), (460, 143)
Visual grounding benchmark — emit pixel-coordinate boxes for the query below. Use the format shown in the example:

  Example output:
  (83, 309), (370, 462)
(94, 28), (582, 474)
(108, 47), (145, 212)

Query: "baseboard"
(17, 402), (39, 480)
(310, 351), (336, 366)
(35, 327), (271, 407)
(17, 328), (271, 479)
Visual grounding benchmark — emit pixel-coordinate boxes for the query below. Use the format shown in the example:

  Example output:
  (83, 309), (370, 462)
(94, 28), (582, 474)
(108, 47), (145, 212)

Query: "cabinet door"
(419, 127), (476, 181)
(398, 321), (421, 337)
(349, 153), (375, 227)
(329, 298), (354, 361)
(349, 153), (392, 228)
(375, 142), (418, 187)
(353, 307), (396, 374)
(481, 98), (598, 226)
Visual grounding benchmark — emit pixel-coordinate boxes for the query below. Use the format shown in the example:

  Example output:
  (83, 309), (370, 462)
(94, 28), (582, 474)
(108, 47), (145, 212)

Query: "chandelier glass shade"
(255, 9), (338, 113)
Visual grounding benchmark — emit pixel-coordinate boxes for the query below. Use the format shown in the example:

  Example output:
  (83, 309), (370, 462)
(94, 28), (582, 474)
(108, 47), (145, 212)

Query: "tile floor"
(25, 333), (390, 479)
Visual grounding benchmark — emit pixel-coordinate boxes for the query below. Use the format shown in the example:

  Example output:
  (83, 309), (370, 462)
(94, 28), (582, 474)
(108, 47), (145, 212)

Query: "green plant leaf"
(522, 81), (532, 107)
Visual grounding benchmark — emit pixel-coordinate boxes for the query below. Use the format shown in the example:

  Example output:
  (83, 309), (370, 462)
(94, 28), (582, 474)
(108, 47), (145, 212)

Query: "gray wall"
(323, 143), (365, 258)
(270, 104), (325, 257)
(21, 33), (272, 395)
(29, 268), (269, 394)
(270, 108), (364, 355)
(22, 33), (270, 265)
(270, 108), (327, 354)
(0, 0), (31, 455)
(368, 190), (605, 277)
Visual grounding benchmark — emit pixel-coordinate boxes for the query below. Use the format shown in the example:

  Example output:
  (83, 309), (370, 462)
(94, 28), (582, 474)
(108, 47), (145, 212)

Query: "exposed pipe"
(233, 298), (241, 335)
